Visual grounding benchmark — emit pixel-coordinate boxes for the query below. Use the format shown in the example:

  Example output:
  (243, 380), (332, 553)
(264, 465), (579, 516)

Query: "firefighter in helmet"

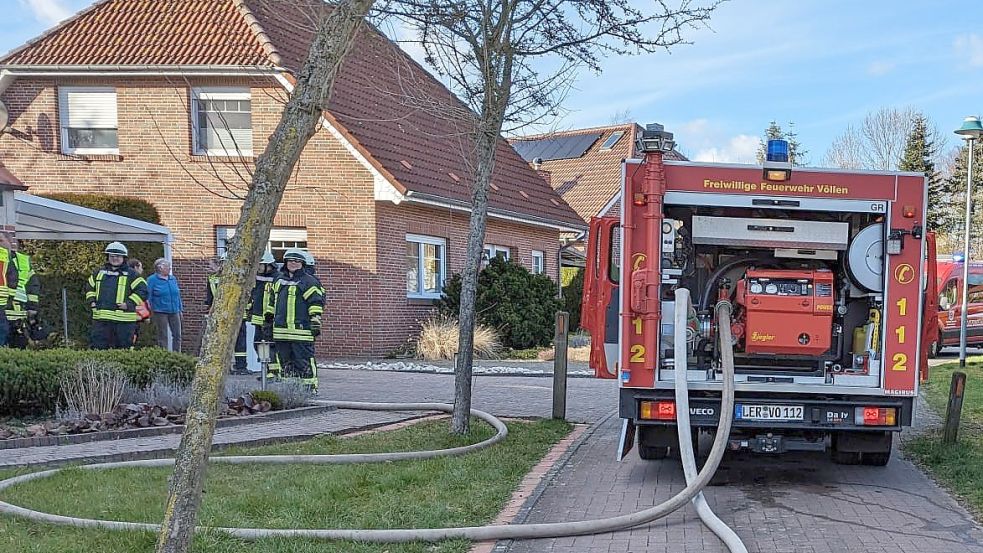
(265, 248), (323, 390)
(6, 249), (40, 349)
(85, 242), (148, 349)
(302, 251), (324, 295)
(205, 253), (250, 374)
(247, 250), (278, 379)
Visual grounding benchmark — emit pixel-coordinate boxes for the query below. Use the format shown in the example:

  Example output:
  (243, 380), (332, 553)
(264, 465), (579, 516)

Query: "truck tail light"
(856, 407), (897, 426)
(640, 400), (676, 421)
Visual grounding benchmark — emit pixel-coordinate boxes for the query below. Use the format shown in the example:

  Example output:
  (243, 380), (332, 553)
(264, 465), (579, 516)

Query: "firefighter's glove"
(310, 316), (322, 337)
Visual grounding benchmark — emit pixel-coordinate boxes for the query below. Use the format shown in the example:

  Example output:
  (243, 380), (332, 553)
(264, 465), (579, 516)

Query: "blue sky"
(4, 0), (983, 164)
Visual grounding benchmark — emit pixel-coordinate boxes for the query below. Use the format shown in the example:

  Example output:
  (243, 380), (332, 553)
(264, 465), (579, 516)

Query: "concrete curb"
(321, 366), (595, 379)
(2, 411), (431, 469)
(0, 405), (333, 451)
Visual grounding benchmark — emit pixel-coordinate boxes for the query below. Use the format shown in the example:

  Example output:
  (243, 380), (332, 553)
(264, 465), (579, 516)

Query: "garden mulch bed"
(0, 404), (333, 450)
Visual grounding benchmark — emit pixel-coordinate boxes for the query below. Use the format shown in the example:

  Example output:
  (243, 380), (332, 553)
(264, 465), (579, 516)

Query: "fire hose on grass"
(0, 290), (741, 546)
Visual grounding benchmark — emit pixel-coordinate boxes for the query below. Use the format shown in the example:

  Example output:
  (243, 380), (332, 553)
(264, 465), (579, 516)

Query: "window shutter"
(60, 88), (118, 129)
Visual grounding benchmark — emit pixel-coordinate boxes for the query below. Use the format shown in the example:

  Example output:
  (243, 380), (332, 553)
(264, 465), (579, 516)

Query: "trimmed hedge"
(18, 194), (164, 347)
(0, 348), (196, 416)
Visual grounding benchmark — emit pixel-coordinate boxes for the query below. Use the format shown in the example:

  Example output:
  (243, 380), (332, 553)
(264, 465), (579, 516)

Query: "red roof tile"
(0, 164), (28, 189)
(1, 0), (275, 67)
(1, 0), (584, 229)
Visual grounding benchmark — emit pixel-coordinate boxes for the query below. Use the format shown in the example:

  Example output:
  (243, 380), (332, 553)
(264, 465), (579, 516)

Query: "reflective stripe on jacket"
(7, 252), (36, 320)
(247, 275), (274, 325)
(268, 271), (324, 342)
(85, 264), (148, 323)
(0, 248), (19, 310)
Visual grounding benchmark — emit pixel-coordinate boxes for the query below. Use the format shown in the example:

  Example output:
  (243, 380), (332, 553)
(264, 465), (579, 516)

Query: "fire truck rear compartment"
(661, 205), (883, 379)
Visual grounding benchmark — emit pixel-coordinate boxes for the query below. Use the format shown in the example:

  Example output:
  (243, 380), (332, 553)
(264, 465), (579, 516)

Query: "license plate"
(736, 404), (804, 421)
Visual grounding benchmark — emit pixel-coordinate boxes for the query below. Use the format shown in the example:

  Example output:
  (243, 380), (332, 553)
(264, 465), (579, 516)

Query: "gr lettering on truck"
(582, 124), (936, 466)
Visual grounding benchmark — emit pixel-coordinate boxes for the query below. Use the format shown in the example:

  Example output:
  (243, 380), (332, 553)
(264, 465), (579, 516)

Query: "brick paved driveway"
(320, 368), (983, 553)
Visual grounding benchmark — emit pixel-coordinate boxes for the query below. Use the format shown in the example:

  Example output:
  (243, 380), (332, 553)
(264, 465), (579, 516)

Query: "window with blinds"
(192, 88), (252, 156)
(58, 87), (119, 155)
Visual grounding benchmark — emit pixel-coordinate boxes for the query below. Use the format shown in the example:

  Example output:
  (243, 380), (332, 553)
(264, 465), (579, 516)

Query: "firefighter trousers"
(91, 320), (136, 350)
(233, 322), (248, 373)
(274, 340), (317, 387)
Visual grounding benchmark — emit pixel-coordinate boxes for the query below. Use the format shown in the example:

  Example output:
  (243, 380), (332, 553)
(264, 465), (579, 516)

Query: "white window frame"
(58, 86), (119, 155)
(531, 250), (545, 274)
(406, 233), (447, 299)
(216, 227), (307, 262)
(191, 87), (253, 156)
(483, 244), (511, 263)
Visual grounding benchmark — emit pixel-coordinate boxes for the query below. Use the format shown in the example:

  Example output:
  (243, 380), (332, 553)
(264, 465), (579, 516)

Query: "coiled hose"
(0, 320), (739, 543)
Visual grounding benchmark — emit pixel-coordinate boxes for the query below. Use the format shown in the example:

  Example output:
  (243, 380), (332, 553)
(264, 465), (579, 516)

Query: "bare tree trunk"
(452, 128), (498, 434)
(154, 1), (375, 551)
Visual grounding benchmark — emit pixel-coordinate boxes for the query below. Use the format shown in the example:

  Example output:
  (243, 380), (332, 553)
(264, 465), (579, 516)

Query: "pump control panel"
(738, 269), (835, 356)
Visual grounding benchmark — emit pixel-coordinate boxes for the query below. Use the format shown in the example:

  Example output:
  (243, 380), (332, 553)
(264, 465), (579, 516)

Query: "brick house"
(0, 0), (584, 356)
(512, 123), (687, 223)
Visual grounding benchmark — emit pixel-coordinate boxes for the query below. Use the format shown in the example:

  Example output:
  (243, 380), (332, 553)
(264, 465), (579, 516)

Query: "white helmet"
(283, 248), (307, 265)
(302, 251), (316, 267)
(104, 242), (128, 256)
(260, 251), (276, 264)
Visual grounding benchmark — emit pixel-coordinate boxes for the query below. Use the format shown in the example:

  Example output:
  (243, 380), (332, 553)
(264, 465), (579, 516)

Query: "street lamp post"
(955, 116), (983, 367)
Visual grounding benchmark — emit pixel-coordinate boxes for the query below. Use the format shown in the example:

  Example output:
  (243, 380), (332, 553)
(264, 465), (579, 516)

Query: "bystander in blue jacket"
(146, 258), (183, 352)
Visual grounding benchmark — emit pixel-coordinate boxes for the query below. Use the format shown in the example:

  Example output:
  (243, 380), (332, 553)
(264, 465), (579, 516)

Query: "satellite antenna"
(0, 101), (8, 132)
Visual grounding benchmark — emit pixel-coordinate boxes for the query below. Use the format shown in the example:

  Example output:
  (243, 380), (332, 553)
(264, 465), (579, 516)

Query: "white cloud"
(866, 60), (895, 76)
(19, 0), (72, 25)
(693, 135), (759, 164)
(954, 33), (983, 67)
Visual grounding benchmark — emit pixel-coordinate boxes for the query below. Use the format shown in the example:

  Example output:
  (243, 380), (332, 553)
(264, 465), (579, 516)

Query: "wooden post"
(944, 371), (967, 445)
(553, 311), (569, 420)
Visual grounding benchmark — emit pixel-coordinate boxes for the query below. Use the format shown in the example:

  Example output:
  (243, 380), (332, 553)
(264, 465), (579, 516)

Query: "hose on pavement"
(0, 302), (739, 544)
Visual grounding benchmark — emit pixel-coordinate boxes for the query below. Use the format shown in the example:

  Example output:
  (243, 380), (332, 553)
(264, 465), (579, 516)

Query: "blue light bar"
(766, 139), (789, 163)
(953, 252), (965, 262)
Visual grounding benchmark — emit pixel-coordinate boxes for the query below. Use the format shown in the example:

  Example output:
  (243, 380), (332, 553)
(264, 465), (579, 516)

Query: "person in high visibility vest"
(6, 250), (39, 349)
(205, 254), (249, 374)
(265, 248), (323, 390)
(0, 234), (20, 346)
(85, 242), (147, 349)
(249, 251), (279, 379)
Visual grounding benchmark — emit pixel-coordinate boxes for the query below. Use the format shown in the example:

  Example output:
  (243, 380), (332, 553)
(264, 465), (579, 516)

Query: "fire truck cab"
(583, 125), (934, 466)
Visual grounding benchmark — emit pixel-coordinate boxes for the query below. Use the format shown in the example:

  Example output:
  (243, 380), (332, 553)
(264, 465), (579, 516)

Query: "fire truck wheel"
(860, 450), (892, 466)
(831, 450), (862, 465)
(639, 445), (670, 460)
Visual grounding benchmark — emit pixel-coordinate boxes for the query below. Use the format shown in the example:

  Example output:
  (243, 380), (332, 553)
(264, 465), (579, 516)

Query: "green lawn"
(906, 357), (983, 513)
(0, 418), (571, 553)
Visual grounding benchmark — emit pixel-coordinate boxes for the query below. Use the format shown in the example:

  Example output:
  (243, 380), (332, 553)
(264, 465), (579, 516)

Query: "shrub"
(19, 194), (164, 348)
(561, 268), (584, 331)
(0, 348), (196, 416)
(249, 390), (283, 411)
(122, 376), (191, 413)
(60, 360), (129, 415)
(438, 257), (562, 350)
(266, 380), (313, 409)
(416, 317), (501, 360)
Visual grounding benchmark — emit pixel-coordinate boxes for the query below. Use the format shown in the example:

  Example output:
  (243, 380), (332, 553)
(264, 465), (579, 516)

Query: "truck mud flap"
(618, 418), (636, 461)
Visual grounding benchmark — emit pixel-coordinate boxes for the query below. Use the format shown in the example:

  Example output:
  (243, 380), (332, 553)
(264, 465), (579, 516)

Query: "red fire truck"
(583, 124), (937, 466)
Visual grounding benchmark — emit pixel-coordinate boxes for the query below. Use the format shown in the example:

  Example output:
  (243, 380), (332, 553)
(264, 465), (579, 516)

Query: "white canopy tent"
(15, 192), (173, 260)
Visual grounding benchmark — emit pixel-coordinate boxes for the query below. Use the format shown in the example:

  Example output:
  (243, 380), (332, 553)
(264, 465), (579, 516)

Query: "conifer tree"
(899, 115), (948, 232)
(947, 139), (983, 256)
(756, 121), (808, 166)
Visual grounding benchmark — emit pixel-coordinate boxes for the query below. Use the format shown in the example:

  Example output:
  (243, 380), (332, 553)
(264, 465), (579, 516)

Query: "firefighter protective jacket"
(266, 270), (324, 342)
(6, 252), (36, 320)
(247, 274), (274, 325)
(0, 248), (19, 311)
(85, 264), (148, 322)
(205, 274), (219, 307)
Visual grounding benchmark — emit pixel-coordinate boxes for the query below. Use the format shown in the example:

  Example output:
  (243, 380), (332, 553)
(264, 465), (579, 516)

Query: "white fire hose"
(0, 292), (740, 545)
(674, 288), (749, 552)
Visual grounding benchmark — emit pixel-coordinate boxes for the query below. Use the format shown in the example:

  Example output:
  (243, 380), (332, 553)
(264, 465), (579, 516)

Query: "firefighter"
(6, 250), (40, 349)
(265, 248), (323, 390)
(0, 234), (18, 346)
(302, 251), (324, 295)
(85, 242), (147, 349)
(248, 251), (278, 379)
(205, 255), (249, 374)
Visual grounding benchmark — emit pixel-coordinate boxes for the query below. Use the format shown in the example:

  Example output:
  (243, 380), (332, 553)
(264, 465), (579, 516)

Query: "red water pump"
(734, 269), (835, 356)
